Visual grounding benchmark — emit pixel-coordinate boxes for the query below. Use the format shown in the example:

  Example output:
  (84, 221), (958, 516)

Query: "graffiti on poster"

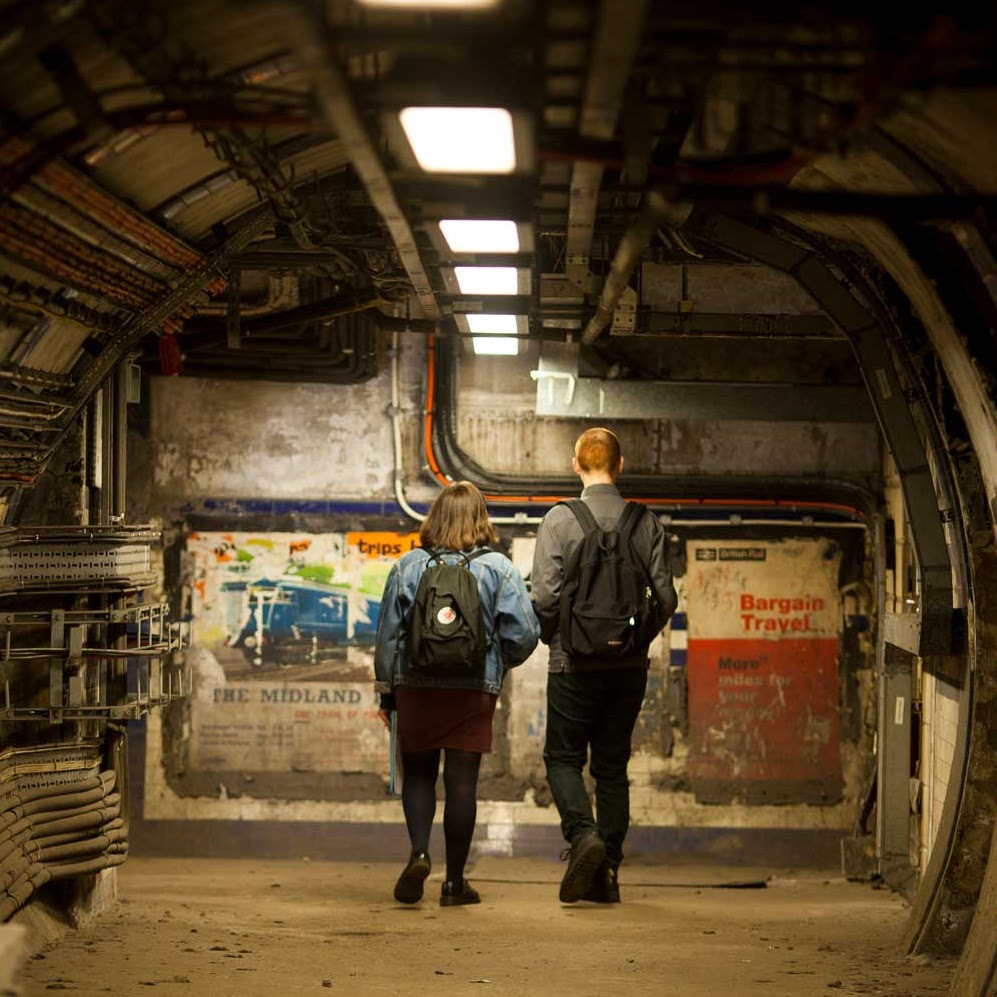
(184, 530), (418, 679)
(164, 530), (418, 797)
(684, 538), (843, 804)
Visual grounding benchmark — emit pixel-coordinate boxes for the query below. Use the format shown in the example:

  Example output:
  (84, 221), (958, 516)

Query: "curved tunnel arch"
(668, 208), (997, 986)
(4, 5), (997, 992)
(431, 190), (997, 985)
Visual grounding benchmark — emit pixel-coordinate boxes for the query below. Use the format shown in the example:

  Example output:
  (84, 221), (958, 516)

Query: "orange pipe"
(423, 333), (447, 485)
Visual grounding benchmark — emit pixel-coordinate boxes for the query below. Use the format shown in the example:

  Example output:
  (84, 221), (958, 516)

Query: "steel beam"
(284, 10), (440, 321)
(659, 186), (997, 221)
(534, 355), (875, 422)
(565, 0), (647, 287)
(687, 211), (955, 654)
(635, 312), (837, 338)
(882, 613), (922, 656)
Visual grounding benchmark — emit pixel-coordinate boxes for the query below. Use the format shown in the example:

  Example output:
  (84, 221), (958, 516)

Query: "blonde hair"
(574, 428), (622, 477)
(419, 481), (498, 551)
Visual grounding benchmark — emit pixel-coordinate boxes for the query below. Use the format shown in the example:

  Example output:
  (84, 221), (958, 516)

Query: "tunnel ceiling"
(1, 1), (997, 496)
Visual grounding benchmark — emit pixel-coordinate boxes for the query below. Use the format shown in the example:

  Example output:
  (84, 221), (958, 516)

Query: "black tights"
(401, 748), (482, 884)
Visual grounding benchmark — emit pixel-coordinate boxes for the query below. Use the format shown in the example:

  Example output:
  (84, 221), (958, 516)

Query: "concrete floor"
(19, 857), (955, 996)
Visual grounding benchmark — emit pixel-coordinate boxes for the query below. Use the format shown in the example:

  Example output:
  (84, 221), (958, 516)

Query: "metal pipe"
(565, 0), (648, 286)
(390, 330), (426, 525)
(657, 518), (867, 529)
(112, 361), (127, 522)
(582, 192), (693, 344)
(232, 292), (385, 337)
(389, 334), (542, 527)
(283, 7), (440, 321)
(194, 274), (297, 317)
(99, 378), (113, 526)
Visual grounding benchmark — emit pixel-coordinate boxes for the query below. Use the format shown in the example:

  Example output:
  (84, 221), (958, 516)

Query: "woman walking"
(374, 482), (539, 906)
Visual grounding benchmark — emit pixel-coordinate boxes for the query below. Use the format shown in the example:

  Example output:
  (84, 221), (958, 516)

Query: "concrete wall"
(138, 370), (394, 505)
(458, 343), (881, 482)
(127, 324), (881, 859)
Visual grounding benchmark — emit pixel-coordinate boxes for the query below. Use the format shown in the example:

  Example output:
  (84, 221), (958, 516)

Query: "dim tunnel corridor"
(16, 857), (957, 997)
(3, 0), (997, 994)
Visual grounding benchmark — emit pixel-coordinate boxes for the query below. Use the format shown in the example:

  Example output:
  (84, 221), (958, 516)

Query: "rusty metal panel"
(685, 538), (843, 804)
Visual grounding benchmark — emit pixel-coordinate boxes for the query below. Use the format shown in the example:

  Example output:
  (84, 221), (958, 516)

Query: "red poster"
(685, 541), (843, 804)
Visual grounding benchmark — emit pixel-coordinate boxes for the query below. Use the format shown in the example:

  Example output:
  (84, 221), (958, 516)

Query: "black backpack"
(559, 501), (664, 662)
(408, 549), (489, 675)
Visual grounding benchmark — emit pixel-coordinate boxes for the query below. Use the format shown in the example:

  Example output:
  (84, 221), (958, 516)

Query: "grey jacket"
(530, 483), (678, 672)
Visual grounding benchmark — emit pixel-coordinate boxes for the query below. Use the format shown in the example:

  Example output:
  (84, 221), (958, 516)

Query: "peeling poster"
(684, 539), (843, 805)
(174, 530), (419, 787)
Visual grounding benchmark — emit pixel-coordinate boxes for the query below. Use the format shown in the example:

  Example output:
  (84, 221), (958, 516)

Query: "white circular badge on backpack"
(437, 606), (457, 625)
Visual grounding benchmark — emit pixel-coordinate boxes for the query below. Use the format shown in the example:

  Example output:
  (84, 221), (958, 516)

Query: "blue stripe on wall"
(183, 498), (859, 524)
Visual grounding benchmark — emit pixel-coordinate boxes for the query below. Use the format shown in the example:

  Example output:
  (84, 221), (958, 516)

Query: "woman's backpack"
(407, 549), (489, 675)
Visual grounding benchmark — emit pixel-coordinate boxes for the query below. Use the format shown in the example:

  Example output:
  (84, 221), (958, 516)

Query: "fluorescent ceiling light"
(466, 313), (517, 334)
(439, 219), (519, 253)
(473, 337), (519, 355)
(454, 266), (518, 295)
(400, 107), (515, 174)
(466, 311), (521, 355)
(358, 0), (499, 8)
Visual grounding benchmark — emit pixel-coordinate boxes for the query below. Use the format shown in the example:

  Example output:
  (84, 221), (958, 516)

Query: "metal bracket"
(530, 369), (576, 407)
(610, 286), (638, 335)
(0, 603), (188, 724)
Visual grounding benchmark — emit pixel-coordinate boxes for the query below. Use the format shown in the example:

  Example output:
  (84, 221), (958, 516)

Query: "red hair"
(574, 428), (622, 477)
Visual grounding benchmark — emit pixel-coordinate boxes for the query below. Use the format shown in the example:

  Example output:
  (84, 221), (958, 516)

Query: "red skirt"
(395, 686), (498, 754)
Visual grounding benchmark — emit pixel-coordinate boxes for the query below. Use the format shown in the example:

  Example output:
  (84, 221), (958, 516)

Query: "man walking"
(531, 428), (677, 903)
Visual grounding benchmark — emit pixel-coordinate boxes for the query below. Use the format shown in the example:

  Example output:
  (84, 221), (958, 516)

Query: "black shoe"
(393, 851), (431, 904)
(582, 861), (621, 903)
(440, 880), (481, 907)
(558, 830), (607, 903)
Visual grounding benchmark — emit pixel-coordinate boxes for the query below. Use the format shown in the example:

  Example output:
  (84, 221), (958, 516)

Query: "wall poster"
(684, 538), (843, 805)
(167, 530), (419, 798)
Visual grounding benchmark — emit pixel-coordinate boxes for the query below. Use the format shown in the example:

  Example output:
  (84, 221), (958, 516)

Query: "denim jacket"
(374, 547), (540, 696)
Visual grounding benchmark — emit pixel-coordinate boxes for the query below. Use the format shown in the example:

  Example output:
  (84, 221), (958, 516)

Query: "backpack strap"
(615, 501), (644, 541)
(424, 547), (490, 565)
(561, 499), (600, 535)
(616, 502), (654, 579)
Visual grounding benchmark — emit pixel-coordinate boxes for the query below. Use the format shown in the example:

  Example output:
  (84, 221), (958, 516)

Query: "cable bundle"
(0, 769), (127, 921)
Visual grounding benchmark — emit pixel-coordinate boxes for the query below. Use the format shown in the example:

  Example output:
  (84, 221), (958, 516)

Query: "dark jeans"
(543, 668), (648, 866)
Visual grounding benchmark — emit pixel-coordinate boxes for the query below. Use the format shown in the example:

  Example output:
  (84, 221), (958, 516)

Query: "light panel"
(466, 313), (517, 334)
(454, 266), (518, 295)
(472, 337), (519, 355)
(400, 107), (515, 174)
(439, 219), (520, 253)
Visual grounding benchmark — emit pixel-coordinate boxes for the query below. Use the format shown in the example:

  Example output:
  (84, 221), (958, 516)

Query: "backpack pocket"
(408, 558), (489, 677)
(567, 605), (638, 658)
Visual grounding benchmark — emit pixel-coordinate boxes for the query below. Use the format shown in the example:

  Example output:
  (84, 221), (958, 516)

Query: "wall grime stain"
(135, 354), (876, 837)
(685, 538), (846, 805)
